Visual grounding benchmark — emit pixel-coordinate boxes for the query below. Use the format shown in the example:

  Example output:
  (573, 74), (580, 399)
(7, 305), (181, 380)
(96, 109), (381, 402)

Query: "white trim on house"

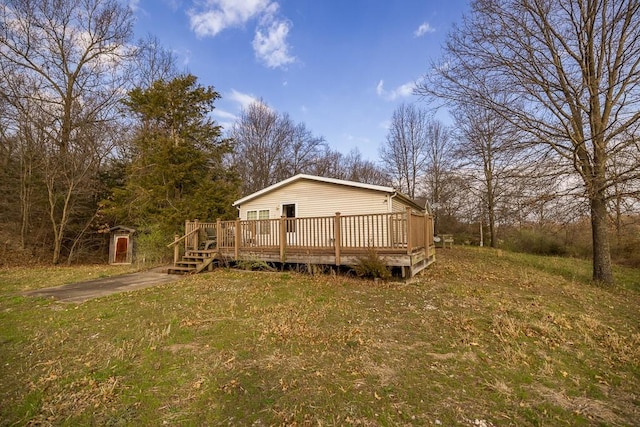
(233, 174), (425, 212)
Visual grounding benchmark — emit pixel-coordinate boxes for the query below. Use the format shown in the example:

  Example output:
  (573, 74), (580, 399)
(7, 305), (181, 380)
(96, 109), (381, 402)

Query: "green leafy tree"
(106, 75), (238, 240)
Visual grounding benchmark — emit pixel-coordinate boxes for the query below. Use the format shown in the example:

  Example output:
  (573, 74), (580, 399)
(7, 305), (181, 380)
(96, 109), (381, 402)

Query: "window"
(247, 209), (270, 234)
(258, 209), (270, 234)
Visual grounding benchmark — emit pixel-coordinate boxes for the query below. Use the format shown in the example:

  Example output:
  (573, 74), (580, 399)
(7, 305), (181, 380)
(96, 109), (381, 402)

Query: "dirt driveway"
(23, 267), (184, 303)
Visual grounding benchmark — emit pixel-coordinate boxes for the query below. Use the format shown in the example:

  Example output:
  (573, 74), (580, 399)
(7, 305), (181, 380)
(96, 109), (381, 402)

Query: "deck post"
(184, 220), (189, 252)
(173, 234), (179, 265)
(216, 218), (221, 250)
(279, 216), (286, 262)
(193, 219), (199, 251)
(334, 212), (341, 265)
(406, 207), (413, 255)
(424, 213), (429, 259)
(234, 218), (240, 259)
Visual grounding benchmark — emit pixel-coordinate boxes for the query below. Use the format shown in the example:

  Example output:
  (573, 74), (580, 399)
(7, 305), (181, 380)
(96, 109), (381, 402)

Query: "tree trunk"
(47, 174), (74, 265)
(19, 155), (32, 250)
(590, 194), (613, 285)
(488, 208), (496, 248)
(52, 231), (62, 265)
(67, 211), (98, 265)
(485, 169), (497, 248)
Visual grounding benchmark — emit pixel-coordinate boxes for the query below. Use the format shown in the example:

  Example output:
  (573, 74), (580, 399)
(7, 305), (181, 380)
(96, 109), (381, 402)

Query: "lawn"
(1, 248), (639, 426)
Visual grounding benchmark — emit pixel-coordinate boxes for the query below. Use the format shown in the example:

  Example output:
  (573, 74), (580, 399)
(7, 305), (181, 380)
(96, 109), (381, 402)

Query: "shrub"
(613, 237), (640, 268)
(503, 228), (567, 256)
(135, 225), (173, 266)
(352, 249), (392, 280)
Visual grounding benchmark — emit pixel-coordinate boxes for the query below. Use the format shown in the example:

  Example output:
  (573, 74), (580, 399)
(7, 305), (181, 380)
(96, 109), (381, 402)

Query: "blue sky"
(130, 0), (469, 160)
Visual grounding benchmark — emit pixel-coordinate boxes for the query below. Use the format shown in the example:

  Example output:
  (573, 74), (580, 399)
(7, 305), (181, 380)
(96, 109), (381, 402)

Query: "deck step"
(176, 261), (200, 266)
(168, 251), (220, 275)
(167, 266), (195, 274)
(179, 256), (207, 263)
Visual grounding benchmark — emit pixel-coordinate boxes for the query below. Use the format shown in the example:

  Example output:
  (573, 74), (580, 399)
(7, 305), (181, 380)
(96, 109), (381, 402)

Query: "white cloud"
(212, 109), (238, 121)
(376, 80), (416, 101)
(188, 0), (272, 37)
(394, 82), (415, 98)
(227, 89), (259, 109)
(212, 108), (237, 131)
(253, 17), (295, 68)
(187, 0), (295, 69)
(414, 22), (435, 37)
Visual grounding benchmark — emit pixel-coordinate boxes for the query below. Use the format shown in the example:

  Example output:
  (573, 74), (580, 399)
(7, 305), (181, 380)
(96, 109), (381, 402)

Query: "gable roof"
(232, 174), (426, 212)
(109, 225), (136, 233)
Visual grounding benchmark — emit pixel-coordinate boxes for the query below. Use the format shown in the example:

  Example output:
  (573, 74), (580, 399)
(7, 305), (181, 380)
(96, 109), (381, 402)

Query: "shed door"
(115, 236), (129, 263)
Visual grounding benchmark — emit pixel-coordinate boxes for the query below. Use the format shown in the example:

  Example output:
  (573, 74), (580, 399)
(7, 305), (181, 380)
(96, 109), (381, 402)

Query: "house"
(232, 174), (427, 220)
(169, 174), (435, 277)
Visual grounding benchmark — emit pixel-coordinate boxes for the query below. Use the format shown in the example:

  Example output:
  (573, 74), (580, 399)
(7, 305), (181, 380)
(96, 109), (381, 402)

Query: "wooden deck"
(168, 208), (435, 277)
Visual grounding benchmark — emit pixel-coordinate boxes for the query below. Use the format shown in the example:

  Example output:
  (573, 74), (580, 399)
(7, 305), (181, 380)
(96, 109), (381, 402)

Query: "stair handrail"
(166, 227), (200, 248)
(167, 227), (202, 265)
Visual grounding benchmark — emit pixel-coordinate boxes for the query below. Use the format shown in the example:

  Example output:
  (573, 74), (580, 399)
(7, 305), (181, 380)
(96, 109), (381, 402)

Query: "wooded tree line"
(230, 99), (388, 196)
(0, 0), (386, 265)
(412, 0), (640, 284)
(404, 0), (640, 284)
(1, 0), (638, 285)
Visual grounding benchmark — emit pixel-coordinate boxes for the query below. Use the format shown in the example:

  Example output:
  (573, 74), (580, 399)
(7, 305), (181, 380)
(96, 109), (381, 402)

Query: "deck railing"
(170, 208), (434, 265)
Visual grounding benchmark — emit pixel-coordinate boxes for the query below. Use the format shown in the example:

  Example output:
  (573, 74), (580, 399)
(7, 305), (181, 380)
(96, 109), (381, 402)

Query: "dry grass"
(1, 247), (639, 426)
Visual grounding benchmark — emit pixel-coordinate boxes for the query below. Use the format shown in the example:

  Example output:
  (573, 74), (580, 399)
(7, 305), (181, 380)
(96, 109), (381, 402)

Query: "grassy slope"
(0, 248), (638, 426)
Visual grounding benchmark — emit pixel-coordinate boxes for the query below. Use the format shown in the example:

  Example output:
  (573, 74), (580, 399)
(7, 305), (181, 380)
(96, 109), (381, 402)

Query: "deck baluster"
(406, 207), (413, 255)
(334, 212), (341, 265)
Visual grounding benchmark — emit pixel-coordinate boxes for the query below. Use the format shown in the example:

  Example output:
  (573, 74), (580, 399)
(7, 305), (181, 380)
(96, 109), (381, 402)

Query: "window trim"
(247, 209), (270, 235)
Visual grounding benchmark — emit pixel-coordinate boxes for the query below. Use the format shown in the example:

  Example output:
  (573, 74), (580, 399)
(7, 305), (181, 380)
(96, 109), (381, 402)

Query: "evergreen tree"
(105, 75), (238, 239)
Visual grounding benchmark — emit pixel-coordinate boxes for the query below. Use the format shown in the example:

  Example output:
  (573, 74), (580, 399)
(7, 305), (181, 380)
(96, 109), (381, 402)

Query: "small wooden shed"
(109, 226), (135, 264)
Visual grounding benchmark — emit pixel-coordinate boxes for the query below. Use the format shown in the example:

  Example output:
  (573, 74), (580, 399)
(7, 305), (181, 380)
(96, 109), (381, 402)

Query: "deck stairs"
(167, 249), (220, 275)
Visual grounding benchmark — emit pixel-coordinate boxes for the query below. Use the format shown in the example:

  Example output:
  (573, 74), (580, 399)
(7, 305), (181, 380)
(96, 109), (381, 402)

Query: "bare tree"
(130, 35), (179, 89)
(231, 100), (327, 195)
(340, 149), (390, 186)
(452, 100), (524, 247)
(608, 146), (640, 245)
(306, 147), (389, 186)
(280, 121), (326, 177)
(379, 103), (430, 198)
(231, 101), (295, 195)
(500, 156), (571, 227)
(417, 0), (640, 284)
(421, 119), (455, 234)
(308, 145), (344, 179)
(0, 0), (134, 263)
